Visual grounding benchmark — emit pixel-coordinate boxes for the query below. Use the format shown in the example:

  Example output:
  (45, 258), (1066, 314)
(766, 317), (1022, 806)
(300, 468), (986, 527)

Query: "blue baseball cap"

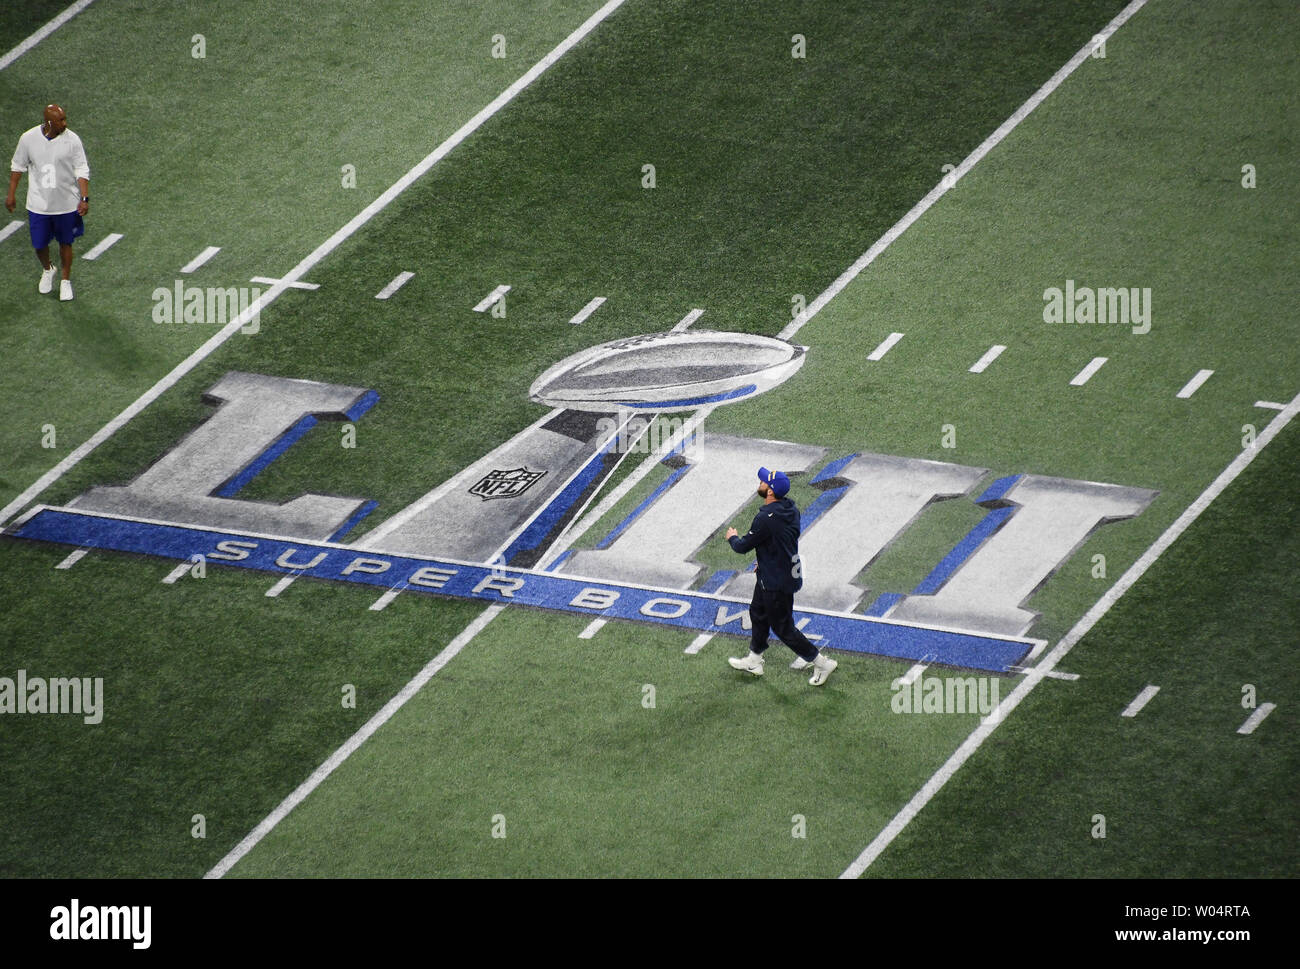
(758, 466), (790, 497)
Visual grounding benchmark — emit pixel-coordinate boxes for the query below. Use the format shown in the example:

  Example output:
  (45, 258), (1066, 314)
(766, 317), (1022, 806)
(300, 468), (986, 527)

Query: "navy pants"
(749, 583), (818, 661)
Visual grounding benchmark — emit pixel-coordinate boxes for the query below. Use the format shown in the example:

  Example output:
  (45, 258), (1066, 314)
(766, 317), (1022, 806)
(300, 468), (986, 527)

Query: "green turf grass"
(0, 0), (610, 511)
(865, 419), (1299, 878)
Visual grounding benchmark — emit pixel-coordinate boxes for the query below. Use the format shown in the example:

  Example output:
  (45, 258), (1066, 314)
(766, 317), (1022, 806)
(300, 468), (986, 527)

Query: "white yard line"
(684, 633), (712, 654)
(369, 585), (405, 611)
(578, 619), (607, 640)
(0, 0), (99, 71)
(840, 389), (1300, 878)
(0, 220), (24, 244)
(1236, 703), (1275, 736)
(1176, 369), (1214, 399)
(205, 603), (505, 878)
(898, 662), (928, 687)
(473, 284), (511, 312)
(866, 332), (904, 362)
(161, 561), (190, 585)
(778, 0), (1151, 344)
(265, 575), (297, 598)
(672, 308), (705, 332)
(375, 271), (414, 300)
(1069, 356), (1108, 387)
(180, 246), (221, 274)
(81, 232), (122, 260)
(1120, 684), (1159, 717)
(54, 548), (88, 569)
(0, 0), (631, 530)
(969, 345), (1006, 374)
(1255, 401), (1285, 410)
(569, 296), (606, 325)
(250, 275), (318, 290)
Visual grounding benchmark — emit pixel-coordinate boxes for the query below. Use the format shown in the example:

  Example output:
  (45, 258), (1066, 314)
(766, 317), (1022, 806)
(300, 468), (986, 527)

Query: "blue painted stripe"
(864, 592), (905, 617)
(499, 440), (620, 563)
(214, 390), (379, 499)
(812, 453), (860, 484)
(911, 506), (1016, 596)
(800, 486), (847, 529)
(595, 465), (690, 550)
(327, 500), (378, 543)
(214, 414), (318, 497)
(697, 569), (737, 594)
(345, 389), (381, 421)
(977, 474), (1023, 506)
(545, 548), (574, 572)
(9, 507), (1036, 673)
(622, 384), (756, 409)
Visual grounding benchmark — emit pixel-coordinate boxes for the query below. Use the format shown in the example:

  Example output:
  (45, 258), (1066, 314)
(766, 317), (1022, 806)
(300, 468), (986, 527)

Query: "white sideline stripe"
(840, 388), (1300, 879)
(180, 246), (221, 274)
(54, 548), (88, 569)
(1070, 356), (1108, 386)
(1237, 703), (1275, 735)
(969, 344), (1006, 374)
(1121, 684), (1159, 718)
(250, 275), (318, 291)
(0, 0), (99, 71)
(161, 561), (191, 585)
(684, 633), (712, 654)
(898, 663), (927, 687)
(206, 603), (505, 878)
(265, 575), (297, 598)
(81, 232), (122, 261)
(369, 586), (404, 611)
(1176, 369), (1214, 399)
(578, 618), (606, 640)
(0, 220), (24, 244)
(375, 271), (415, 300)
(672, 308), (705, 332)
(779, 0), (1151, 344)
(1255, 401), (1285, 410)
(0, 0), (630, 531)
(569, 296), (606, 325)
(866, 332), (904, 361)
(473, 284), (510, 312)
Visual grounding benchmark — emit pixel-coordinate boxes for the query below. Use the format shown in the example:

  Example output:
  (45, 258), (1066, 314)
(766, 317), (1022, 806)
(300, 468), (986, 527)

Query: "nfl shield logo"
(469, 467), (548, 501)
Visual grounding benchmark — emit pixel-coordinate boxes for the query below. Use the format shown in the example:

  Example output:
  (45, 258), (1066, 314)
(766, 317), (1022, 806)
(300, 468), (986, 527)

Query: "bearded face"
(757, 481), (770, 498)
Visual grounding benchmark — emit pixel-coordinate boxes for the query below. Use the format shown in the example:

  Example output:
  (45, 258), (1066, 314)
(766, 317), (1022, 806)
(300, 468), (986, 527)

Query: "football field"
(0, 0), (1295, 880)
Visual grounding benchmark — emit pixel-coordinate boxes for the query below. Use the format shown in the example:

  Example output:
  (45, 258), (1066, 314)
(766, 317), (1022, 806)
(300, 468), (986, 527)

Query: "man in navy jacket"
(725, 467), (837, 686)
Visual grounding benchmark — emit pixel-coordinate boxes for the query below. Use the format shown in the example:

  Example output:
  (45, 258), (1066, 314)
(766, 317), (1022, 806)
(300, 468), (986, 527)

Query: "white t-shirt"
(10, 124), (91, 215)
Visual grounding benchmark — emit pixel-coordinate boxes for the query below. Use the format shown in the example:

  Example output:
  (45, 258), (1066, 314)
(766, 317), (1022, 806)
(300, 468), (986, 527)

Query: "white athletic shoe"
(39, 266), (56, 294)
(59, 279), (73, 301)
(790, 656), (812, 670)
(728, 651), (765, 676)
(809, 652), (838, 687)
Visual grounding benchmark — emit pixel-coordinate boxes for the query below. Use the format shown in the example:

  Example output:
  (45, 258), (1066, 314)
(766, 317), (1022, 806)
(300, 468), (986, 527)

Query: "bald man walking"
(7, 104), (91, 301)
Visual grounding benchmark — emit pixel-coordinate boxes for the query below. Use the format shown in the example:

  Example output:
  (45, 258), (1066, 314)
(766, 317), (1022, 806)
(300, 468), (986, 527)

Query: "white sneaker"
(59, 279), (73, 301)
(728, 651), (765, 676)
(39, 266), (56, 294)
(809, 652), (838, 686)
(790, 656), (811, 670)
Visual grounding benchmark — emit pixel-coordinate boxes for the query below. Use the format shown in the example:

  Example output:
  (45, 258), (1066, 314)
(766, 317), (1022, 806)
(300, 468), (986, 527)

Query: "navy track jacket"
(728, 497), (804, 593)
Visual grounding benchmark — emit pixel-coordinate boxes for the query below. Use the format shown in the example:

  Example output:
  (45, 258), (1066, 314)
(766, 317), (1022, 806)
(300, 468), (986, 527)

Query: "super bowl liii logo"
(8, 329), (1156, 673)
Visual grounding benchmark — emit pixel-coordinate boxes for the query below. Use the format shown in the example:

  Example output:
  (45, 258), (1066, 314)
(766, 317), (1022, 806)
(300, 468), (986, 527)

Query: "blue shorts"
(28, 210), (85, 249)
